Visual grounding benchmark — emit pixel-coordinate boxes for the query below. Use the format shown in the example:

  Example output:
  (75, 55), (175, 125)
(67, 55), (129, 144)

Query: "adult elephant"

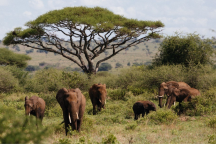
(89, 84), (107, 115)
(133, 100), (156, 120)
(56, 88), (86, 135)
(24, 96), (46, 124)
(158, 81), (191, 108)
(167, 87), (201, 109)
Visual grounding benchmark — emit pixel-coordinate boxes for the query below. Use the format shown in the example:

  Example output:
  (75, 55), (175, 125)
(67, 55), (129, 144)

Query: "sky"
(0, 0), (216, 40)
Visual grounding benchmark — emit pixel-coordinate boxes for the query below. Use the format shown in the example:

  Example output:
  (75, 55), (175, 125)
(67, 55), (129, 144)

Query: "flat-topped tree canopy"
(3, 6), (164, 74)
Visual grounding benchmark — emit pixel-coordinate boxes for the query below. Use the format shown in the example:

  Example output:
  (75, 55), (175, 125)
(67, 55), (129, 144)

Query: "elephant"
(167, 87), (201, 109)
(133, 100), (156, 120)
(89, 84), (107, 115)
(158, 81), (191, 108)
(56, 88), (86, 135)
(24, 96), (46, 124)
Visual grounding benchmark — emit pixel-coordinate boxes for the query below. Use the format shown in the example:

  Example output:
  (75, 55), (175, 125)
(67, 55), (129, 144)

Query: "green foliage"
(0, 107), (49, 144)
(208, 134), (216, 144)
(107, 88), (127, 100)
(58, 138), (71, 144)
(115, 62), (123, 68)
(25, 68), (88, 93)
(207, 116), (216, 129)
(174, 96), (212, 116)
(98, 63), (112, 71)
(101, 134), (119, 144)
(125, 122), (138, 130)
(0, 48), (31, 68)
(0, 67), (19, 93)
(148, 109), (178, 125)
(25, 65), (40, 71)
(153, 33), (215, 67)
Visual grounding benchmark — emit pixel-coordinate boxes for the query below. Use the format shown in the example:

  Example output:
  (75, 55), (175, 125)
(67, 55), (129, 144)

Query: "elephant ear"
(173, 88), (179, 96)
(56, 88), (68, 110)
(25, 96), (28, 101)
(167, 81), (179, 89)
(161, 82), (168, 89)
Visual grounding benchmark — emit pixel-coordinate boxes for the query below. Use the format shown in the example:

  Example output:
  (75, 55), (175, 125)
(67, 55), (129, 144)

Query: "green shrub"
(125, 122), (137, 130)
(173, 96), (213, 116)
(207, 116), (216, 129)
(101, 134), (119, 144)
(148, 109), (178, 125)
(107, 88), (127, 100)
(0, 107), (49, 144)
(25, 68), (88, 93)
(0, 67), (19, 93)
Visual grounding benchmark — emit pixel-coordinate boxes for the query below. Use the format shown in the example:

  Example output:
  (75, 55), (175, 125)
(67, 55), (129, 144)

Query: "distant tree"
(3, 6), (164, 75)
(127, 62), (131, 66)
(26, 49), (34, 54)
(98, 63), (112, 71)
(152, 33), (215, 67)
(0, 48), (31, 68)
(25, 65), (40, 71)
(39, 62), (46, 66)
(132, 62), (143, 66)
(115, 62), (123, 68)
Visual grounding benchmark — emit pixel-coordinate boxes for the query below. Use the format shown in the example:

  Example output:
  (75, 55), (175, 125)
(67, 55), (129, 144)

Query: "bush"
(101, 134), (119, 144)
(98, 63), (112, 71)
(0, 107), (50, 144)
(107, 88), (127, 100)
(0, 67), (19, 93)
(148, 109), (178, 125)
(153, 33), (214, 67)
(25, 68), (88, 93)
(174, 96), (213, 116)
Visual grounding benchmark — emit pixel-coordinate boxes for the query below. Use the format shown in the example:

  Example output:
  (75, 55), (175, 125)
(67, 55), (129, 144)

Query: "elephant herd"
(24, 81), (200, 135)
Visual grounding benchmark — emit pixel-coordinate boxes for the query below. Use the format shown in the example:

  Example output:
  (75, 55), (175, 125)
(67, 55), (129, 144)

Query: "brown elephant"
(56, 88), (86, 135)
(133, 100), (156, 120)
(167, 87), (201, 109)
(89, 84), (107, 115)
(24, 96), (46, 123)
(158, 81), (191, 108)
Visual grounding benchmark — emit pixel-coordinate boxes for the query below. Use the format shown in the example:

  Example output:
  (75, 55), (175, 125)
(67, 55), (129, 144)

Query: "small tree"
(152, 33), (215, 67)
(115, 62), (123, 68)
(3, 6), (164, 75)
(0, 48), (31, 68)
(98, 63), (112, 71)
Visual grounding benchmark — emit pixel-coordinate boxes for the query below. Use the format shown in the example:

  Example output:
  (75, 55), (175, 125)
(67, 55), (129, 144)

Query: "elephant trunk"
(158, 88), (165, 108)
(69, 104), (79, 131)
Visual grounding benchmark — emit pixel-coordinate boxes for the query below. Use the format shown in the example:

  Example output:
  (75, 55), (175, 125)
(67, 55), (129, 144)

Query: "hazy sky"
(0, 0), (216, 40)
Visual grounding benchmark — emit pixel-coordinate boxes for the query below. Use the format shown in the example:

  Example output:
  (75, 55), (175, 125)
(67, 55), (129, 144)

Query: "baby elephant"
(133, 100), (156, 120)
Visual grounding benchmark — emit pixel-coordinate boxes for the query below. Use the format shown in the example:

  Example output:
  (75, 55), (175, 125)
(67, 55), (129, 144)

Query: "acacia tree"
(0, 48), (31, 68)
(3, 6), (164, 74)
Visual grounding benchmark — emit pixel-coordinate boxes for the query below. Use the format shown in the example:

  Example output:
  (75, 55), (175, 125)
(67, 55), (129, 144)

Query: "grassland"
(1, 91), (216, 144)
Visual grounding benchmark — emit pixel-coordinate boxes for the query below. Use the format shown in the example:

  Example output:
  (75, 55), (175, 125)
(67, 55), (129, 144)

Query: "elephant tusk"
(99, 99), (102, 103)
(174, 102), (176, 106)
(105, 99), (106, 104)
(29, 113), (30, 116)
(68, 114), (71, 123)
(158, 95), (164, 98)
(76, 112), (79, 120)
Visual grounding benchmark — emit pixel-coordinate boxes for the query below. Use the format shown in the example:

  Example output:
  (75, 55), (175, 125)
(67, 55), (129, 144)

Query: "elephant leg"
(63, 109), (70, 136)
(134, 114), (138, 120)
(146, 110), (149, 115)
(93, 104), (97, 115)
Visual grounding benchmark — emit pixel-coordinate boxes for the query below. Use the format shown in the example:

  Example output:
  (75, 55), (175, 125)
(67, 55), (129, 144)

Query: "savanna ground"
(1, 65), (216, 143)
